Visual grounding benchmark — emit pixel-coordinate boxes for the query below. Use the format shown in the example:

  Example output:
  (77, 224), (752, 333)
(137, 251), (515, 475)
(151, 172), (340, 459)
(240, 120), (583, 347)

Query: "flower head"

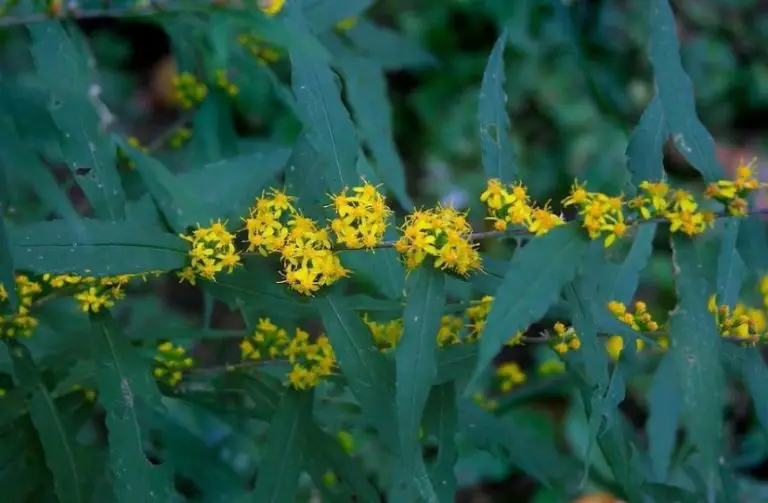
(329, 182), (392, 249)
(153, 342), (194, 387)
(179, 220), (240, 284)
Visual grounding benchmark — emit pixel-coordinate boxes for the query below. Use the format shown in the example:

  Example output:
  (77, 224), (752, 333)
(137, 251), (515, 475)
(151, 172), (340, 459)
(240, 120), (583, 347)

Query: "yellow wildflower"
(171, 72), (207, 110)
(496, 362), (526, 392)
(0, 274), (41, 339)
(214, 69), (239, 97)
(329, 182), (392, 249)
(153, 342), (194, 387)
(259, 0), (285, 16)
(179, 220), (240, 283)
(395, 205), (481, 275)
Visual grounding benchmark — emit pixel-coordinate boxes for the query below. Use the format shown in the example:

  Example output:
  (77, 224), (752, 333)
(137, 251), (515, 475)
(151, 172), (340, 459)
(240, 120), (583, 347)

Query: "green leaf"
(479, 30), (518, 184)
(28, 22), (125, 220)
(469, 223), (590, 390)
(716, 220), (744, 308)
(669, 235), (724, 491)
(203, 261), (314, 318)
(392, 267), (445, 500)
(252, 389), (312, 503)
(625, 97), (666, 188)
(339, 56), (412, 209)
(116, 138), (208, 233)
(0, 215), (16, 312)
(289, 10), (358, 193)
(741, 350), (768, 436)
(436, 344), (477, 385)
(458, 401), (574, 488)
(423, 383), (458, 503)
(598, 223), (657, 305)
(89, 310), (173, 503)
(649, 0), (723, 181)
(737, 212), (768, 274)
(646, 354), (682, 482)
(316, 293), (395, 443)
(8, 219), (187, 275)
(7, 340), (90, 503)
(345, 19), (436, 70)
(304, 0), (373, 33)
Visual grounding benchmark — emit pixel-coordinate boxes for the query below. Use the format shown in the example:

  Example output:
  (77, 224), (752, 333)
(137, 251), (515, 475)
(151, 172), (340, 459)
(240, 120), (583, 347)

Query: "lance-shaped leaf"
(251, 390), (313, 503)
(669, 235), (724, 492)
(740, 349), (768, 436)
(645, 354), (682, 482)
(423, 383), (458, 503)
(478, 30), (518, 184)
(649, 0), (723, 181)
(345, 19), (436, 70)
(8, 220), (187, 275)
(392, 267), (445, 501)
(716, 220), (744, 308)
(625, 98), (666, 188)
(89, 311), (173, 503)
(7, 340), (91, 503)
(339, 56), (412, 209)
(303, 0), (374, 33)
(289, 8), (358, 193)
(469, 223), (590, 390)
(28, 22), (125, 220)
(598, 223), (657, 306)
(316, 293), (396, 443)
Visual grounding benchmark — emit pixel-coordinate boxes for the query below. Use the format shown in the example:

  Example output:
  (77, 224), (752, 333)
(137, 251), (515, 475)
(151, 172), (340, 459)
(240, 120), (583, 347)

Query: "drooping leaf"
(116, 138), (208, 233)
(648, 0), (723, 181)
(669, 235), (724, 492)
(423, 383), (458, 503)
(8, 219), (187, 275)
(469, 223), (590, 390)
(89, 310), (174, 503)
(392, 267), (445, 501)
(251, 389), (312, 503)
(645, 354), (682, 482)
(625, 97), (666, 188)
(7, 340), (91, 503)
(202, 260), (314, 319)
(598, 223), (657, 306)
(344, 19), (436, 70)
(339, 55), (412, 209)
(289, 8), (358, 193)
(715, 220), (744, 308)
(316, 293), (395, 443)
(303, 0), (374, 33)
(458, 401), (575, 488)
(28, 22), (125, 220)
(478, 30), (518, 184)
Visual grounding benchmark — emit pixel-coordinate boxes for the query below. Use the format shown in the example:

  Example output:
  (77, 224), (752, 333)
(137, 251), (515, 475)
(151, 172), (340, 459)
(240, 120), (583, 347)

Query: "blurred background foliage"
(3, 0), (768, 501)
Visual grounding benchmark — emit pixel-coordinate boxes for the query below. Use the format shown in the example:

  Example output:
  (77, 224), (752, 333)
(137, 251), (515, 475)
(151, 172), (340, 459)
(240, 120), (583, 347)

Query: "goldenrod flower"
(171, 72), (207, 110)
(552, 322), (579, 355)
(214, 69), (239, 97)
(0, 274), (42, 339)
(179, 220), (241, 284)
(708, 294), (763, 342)
(153, 342), (194, 387)
(496, 362), (526, 393)
(329, 182), (392, 249)
(608, 300), (661, 333)
(605, 335), (644, 361)
(259, 0), (285, 16)
(395, 205), (481, 275)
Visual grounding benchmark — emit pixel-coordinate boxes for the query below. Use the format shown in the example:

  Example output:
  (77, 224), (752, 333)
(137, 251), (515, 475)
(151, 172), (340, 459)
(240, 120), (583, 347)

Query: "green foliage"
(2, 0), (768, 501)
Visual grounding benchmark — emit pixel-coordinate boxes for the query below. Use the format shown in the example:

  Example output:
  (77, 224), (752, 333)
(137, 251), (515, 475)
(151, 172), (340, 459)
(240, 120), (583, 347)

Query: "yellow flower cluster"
(707, 295), (765, 342)
(258, 0), (285, 16)
(171, 72), (207, 110)
(761, 275), (768, 311)
(363, 313), (463, 350)
(70, 385), (97, 403)
(179, 220), (240, 284)
(335, 16), (358, 31)
(243, 189), (348, 296)
(607, 300), (660, 333)
(538, 359), (565, 375)
(394, 206), (481, 275)
(628, 180), (713, 236)
(45, 272), (159, 314)
(0, 275), (42, 339)
(472, 391), (498, 411)
(496, 362), (526, 392)
(240, 318), (336, 390)
(329, 183), (392, 249)
(168, 127), (192, 149)
(214, 69), (239, 97)
(237, 33), (281, 65)
(436, 315), (463, 346)
(481, 179), (564, 236)
(153, 342), (194, 387)
(117, 136), (147, 170)
(563, 181), (628, 247)
(466, 295), (492, 341)
(552, 322), (581, 354)
(604, 335), (645, 361)
(705, 158), (761, 216)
